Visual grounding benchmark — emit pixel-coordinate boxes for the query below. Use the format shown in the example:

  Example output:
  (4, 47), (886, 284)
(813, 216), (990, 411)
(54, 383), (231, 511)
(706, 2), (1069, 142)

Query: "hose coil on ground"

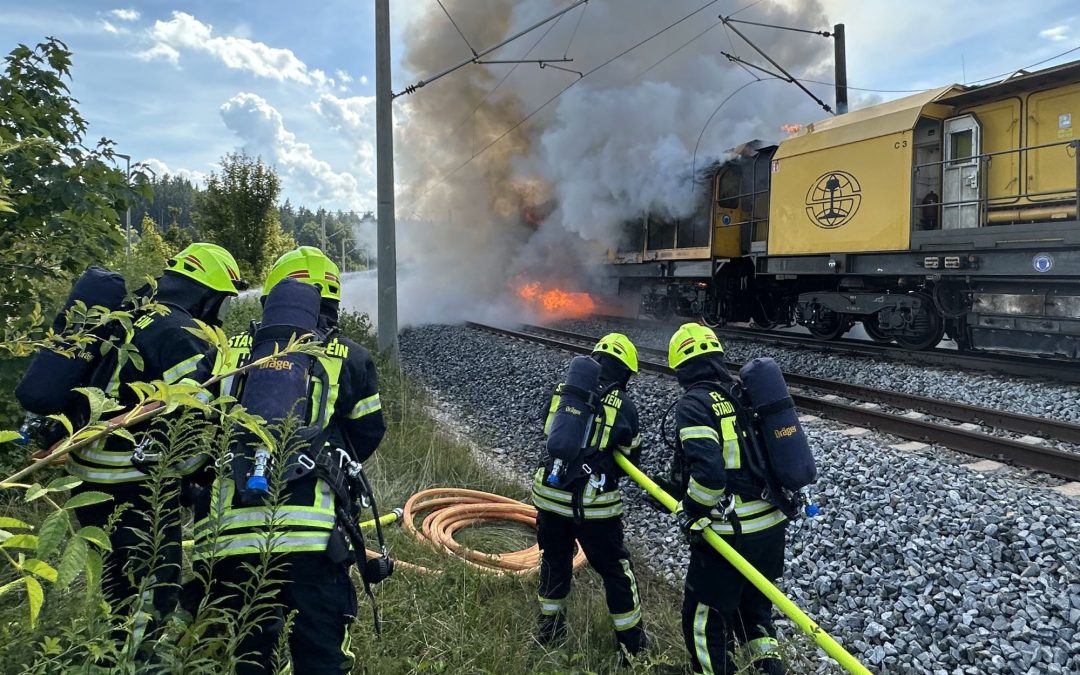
(401, 488), (587, 575)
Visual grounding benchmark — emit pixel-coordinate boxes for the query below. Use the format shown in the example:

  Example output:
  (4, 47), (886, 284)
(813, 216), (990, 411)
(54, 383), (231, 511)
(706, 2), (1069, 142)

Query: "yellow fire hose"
(613, 452), (872, 675)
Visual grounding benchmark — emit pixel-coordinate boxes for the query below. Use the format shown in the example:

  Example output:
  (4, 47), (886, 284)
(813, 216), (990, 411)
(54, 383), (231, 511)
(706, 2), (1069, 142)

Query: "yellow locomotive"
(610, 59), (1080, 356)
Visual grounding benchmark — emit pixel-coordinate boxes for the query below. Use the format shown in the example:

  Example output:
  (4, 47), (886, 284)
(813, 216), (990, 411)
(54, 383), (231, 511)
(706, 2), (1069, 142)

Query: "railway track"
(590, 313), (1080, 385)
(465, 321), (1080, 482)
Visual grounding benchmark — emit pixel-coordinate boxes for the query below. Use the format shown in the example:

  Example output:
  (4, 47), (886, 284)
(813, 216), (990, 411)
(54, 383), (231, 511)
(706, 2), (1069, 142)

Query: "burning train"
(604, 59), (1080, 357)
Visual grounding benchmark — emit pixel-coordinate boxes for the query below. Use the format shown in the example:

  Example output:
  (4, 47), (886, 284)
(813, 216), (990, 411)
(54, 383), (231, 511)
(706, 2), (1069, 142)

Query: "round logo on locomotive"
(805, 171), (862, 229)
(1033, 253), (1054, 273)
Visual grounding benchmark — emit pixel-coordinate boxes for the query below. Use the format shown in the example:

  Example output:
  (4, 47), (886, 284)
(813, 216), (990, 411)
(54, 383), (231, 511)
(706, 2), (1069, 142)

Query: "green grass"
(347, 364), (689, 674)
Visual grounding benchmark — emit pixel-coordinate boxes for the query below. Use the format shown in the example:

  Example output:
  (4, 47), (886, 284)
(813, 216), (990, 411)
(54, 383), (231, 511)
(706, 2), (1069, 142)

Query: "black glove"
(675, 502), (711, 546)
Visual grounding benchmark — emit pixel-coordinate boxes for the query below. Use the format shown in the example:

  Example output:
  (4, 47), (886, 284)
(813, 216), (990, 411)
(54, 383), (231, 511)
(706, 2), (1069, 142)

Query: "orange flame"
(781, 123), (803, 136)
(515, 281), (596, 320)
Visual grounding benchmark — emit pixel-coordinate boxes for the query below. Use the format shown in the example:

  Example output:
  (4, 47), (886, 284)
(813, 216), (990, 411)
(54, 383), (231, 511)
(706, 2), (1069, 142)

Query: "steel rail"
(466, 321), (1080, 481)
(519, 323), (1080, 445)
(590, 314), (1080, 384)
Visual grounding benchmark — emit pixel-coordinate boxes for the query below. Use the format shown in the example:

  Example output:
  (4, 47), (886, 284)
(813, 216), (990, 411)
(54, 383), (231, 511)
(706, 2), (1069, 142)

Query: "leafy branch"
(0, 321), (325, 631)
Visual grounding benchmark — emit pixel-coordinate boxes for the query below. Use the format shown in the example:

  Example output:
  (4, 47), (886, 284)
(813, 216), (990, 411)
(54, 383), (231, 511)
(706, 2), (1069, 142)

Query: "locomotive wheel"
(894, 293), (945, 350)
(701, 300), (724, 328)
(862, 314), (893, 344)
(807, 310), (849, 340)
(751, 296), (782, 330)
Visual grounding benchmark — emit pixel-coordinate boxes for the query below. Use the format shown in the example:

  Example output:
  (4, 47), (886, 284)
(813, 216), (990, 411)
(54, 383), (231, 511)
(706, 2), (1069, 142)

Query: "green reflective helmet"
(668, 323), (725, 369)
(263, 246), (342, 301)
(593, 332), (639, 373)
(165, 242), (244, 295)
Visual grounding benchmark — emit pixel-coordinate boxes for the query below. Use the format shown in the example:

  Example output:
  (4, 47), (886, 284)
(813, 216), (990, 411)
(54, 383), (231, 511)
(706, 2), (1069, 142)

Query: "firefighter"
(533, 333), (647, 658)
(62, 242), (243, 642)
(668, 323), (788, 675)
(190, 246), (386, 675)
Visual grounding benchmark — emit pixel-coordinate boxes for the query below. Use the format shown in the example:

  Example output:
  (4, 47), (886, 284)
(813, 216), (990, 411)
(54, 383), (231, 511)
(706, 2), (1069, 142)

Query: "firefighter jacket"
(67, 274), (220, 484)
(674, 356), (787, 536)
(532, 366), (641, 521)
(192, 328), (386, 561)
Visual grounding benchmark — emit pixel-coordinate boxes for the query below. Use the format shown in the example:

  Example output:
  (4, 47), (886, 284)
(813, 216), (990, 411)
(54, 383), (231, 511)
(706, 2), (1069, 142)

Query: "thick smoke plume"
(342, 0), (834, 326)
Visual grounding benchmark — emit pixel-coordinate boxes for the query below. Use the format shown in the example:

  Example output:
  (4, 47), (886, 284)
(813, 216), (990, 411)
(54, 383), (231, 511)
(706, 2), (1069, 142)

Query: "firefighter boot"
(536, 613), (568, 646)
(755, 653), (786, 675)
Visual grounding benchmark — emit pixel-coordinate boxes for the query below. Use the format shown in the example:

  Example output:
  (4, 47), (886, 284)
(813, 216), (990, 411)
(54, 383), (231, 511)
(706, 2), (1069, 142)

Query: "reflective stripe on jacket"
(193, 477), (338, 561)
(531, 468), (624, 520)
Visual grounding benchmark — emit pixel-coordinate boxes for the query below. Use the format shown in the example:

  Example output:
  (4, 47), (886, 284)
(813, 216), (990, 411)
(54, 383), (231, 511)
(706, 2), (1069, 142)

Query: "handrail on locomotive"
(911, 138), (1080, 229)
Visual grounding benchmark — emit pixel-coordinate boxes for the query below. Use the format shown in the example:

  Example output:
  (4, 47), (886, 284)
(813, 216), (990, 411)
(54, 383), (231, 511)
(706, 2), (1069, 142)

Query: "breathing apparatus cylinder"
(15, 266), (127, 417)
(738, 357), (817, 491)
(233, 278), (322, 500)
(545, 355), (601, 488)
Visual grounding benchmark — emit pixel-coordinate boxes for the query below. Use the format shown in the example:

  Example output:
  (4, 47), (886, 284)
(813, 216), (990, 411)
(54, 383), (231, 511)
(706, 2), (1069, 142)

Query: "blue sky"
(1, 1), (1078, 214)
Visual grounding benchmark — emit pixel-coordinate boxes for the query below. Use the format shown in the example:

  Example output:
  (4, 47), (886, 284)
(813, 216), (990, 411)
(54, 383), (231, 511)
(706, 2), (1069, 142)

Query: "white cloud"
(138, 42), (180, 64)
(220, 92), (366, 209)
(312, 93), (377, 187)
(109, 8), (140, 22)
(139, 12), (337, 90)
(101, 21), (120, 35)
(141, 158), (209, 186)
(360, 75), (369, 85)
(1040, 25), (1071, 41)
(335, 69), (353, 84)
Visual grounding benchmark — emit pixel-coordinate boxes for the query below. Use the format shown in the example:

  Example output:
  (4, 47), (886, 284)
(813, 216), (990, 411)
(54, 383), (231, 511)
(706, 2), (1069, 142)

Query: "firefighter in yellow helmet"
(59, 242), (244, 647)
(667, 323), (787, 675)
(189, 246), (386, 674)
(534, 333), (648, 659)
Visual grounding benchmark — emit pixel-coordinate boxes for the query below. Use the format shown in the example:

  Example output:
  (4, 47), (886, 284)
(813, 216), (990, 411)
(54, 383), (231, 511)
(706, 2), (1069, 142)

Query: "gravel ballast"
(401, 323), (1080, 674)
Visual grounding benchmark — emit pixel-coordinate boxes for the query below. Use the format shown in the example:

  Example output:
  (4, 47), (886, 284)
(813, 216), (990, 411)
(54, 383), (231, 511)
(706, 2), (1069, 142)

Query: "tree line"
(128, 165), (375, 283)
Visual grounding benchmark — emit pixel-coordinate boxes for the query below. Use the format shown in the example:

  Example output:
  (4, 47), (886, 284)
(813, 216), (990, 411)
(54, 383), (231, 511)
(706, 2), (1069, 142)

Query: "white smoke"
(376, 0), (834, 327)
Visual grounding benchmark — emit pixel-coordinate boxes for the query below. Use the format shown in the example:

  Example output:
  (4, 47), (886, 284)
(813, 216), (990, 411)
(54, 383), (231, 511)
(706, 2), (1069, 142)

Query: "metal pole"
(376, 0), (399, 357)
(833, 23), (848, 114)
(342, 237), (347, 275)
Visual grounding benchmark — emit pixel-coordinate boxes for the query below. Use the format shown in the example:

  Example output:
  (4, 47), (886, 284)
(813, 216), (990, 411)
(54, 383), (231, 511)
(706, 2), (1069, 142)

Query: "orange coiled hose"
(400, 488), (587, 575)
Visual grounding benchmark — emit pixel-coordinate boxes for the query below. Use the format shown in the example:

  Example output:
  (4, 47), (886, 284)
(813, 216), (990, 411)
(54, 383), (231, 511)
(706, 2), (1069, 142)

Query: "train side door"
(942, 114), (982, 229)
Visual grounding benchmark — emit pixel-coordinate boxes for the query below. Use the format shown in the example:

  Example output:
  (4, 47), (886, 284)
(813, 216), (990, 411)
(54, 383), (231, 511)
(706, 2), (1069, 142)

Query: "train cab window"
(647, 216), (675, 250)
(950, 129), (973, 163)
(716, 169), (741, 210)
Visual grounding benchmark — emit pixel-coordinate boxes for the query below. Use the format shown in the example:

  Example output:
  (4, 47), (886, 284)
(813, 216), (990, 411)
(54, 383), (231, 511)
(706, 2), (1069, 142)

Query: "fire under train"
(604, 59), (1080, 356)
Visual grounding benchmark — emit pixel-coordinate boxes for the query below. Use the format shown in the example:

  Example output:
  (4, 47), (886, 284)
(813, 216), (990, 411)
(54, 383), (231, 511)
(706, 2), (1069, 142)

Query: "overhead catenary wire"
(436, 0), (477, 56)
(689, 76), (782, 193)
(563, 0), (589, 59)
(632, 20), (722, 81)
(719, 14), (833, 113)
(408, 0), (726, 212)
(724, 17), (832, 37)
(394, 0), (590, 98)
(447, 14), (566, 138)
